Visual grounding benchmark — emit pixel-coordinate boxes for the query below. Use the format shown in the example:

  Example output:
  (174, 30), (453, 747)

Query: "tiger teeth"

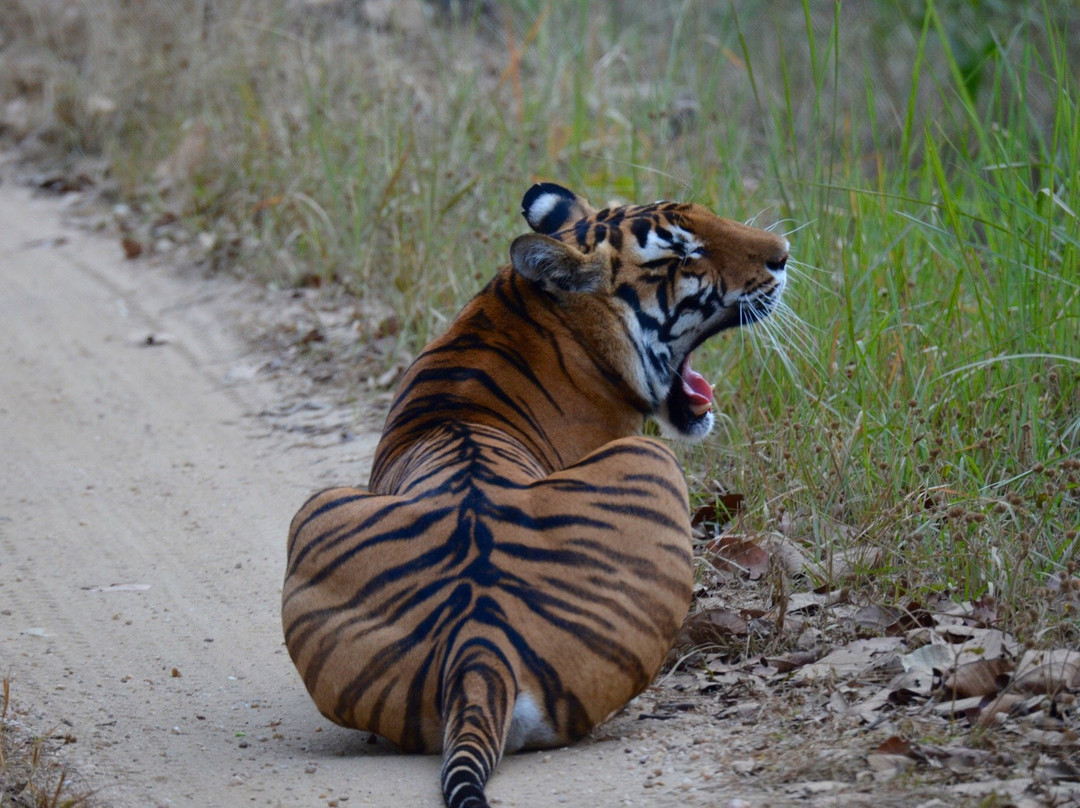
(688, 401), (712, 418)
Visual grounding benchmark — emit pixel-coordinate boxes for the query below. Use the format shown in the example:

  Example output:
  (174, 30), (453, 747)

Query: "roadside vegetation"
(1, 677), (88, 808)
(2, 0), (1078, 801)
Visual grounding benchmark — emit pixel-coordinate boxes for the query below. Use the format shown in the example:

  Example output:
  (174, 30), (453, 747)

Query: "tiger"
(282, 182), (788, 808)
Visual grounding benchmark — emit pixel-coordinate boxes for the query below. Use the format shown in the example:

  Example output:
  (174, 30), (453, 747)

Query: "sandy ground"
(0, 181), (777, 808)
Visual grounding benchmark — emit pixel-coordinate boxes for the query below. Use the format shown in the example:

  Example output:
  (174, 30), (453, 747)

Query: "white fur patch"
(505, 692), (559, 753)
(675, 274), (704, 298)
(633, 226), (703, 263)
(634, 229), (671, 263)
(525, 193), (561, 226)
(615, 303), (667, 406)
(668, 309), (704, 341)
(722, 290), (741, 307)
(667, 225), (703, 256)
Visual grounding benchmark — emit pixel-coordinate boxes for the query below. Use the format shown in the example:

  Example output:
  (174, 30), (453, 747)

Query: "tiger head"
(511, 182), (788, 441)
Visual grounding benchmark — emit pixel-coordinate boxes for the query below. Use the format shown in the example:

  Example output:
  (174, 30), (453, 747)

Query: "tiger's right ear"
(521, 182), (598, 235)
(509, 233), (607, 295)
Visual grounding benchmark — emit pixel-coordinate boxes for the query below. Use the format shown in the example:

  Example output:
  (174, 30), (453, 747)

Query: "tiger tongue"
(680, 355), (713, 417)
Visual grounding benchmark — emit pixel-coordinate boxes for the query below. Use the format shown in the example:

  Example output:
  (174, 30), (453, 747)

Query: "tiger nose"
(766, 253), (788, 272)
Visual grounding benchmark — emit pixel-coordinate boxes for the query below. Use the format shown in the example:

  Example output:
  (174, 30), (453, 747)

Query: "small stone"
(731, 759), (756, 774)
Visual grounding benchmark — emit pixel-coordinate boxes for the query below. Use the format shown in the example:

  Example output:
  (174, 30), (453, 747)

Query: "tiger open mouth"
(665, 353), (713, 431)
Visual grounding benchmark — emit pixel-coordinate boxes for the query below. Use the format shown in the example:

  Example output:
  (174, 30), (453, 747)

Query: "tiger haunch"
(283, 183), (788, 808)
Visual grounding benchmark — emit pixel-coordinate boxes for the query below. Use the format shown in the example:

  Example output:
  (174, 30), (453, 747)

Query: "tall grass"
(693, 0), (1080, 634)
(2, 0), (1077, 636)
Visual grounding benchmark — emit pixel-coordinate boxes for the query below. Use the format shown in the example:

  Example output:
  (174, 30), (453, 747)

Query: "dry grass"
(1, 679), (90, 808)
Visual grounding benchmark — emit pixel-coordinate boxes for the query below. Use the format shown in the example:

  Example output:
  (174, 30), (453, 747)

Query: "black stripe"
(286, 497), (421, 579)
(630, 216), (652, 248)
(287, 492), (368, 555)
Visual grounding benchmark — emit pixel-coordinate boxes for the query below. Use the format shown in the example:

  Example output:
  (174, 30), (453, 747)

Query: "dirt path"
(1, 182), (766, 808)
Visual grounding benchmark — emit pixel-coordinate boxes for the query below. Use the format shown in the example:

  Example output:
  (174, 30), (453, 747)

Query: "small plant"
(1, 678), (90, 808)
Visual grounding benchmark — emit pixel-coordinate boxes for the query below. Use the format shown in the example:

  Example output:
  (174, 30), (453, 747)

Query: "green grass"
(712, 1), (1080, 631)
(2, 0), (1077, 640)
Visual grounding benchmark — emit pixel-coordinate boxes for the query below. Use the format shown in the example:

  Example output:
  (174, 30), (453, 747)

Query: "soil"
(1, 179), (1071, 808)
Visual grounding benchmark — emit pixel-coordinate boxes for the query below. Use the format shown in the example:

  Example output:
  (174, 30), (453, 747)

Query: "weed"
(1, 677), (90, 808)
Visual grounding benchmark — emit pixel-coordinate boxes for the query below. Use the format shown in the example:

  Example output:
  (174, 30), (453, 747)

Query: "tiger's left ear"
(521, 183), (598, 235)
(509, 233), (608, 294)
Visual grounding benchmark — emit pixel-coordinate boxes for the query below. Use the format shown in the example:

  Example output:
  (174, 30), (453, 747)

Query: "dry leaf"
(901, 642), (954, 672)
(855, 600), (935, 636)
(866, 753), (914, 775)
(682, 607), (749, 644)
(1023, 728), (1068, 747)
(691, 488), (743, 528)
(951, 628), (1018, 665)
(690, 502), (714, 528)
(296, 328), (325, 346)
(801, 542), (883, 584)
(968, 594), (1003, 627)
(853, 686), (894, 722)
(944, 658), (1014, 698)
(715, 493), (744, 520)
(875, 736), (912, 756)
(785, 589), (845, 616)
(1012, 649), (1080, 695)
(853, 603), (905, 632)
(706, 535), (770, 580)
(765, 534), (812, 575)
(793, 637), (904, 682)
(931, 695), (985, 718)
(761, 648), (823, 673)
(975, 693), (1024, 726)
(887, 667), (936, 702)
(910, 743), (1006, 770)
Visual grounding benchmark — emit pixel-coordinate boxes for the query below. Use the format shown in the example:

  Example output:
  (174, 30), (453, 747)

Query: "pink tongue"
(680, 355), (713, 416)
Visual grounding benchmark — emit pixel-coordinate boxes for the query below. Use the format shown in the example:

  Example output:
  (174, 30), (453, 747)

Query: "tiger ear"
(521, 182), (598, 235)
(509, 233), (607, 294)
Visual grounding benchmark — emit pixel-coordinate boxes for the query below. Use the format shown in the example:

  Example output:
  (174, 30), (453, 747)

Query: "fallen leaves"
(684, 594), (1077, 740)
(675, 495), (1080, 804)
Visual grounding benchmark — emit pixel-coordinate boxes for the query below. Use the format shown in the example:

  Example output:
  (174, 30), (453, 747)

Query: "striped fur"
(283, 183), (789, 807)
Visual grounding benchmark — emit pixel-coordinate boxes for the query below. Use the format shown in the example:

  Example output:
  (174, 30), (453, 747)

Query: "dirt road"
(1, 182), (750, 808)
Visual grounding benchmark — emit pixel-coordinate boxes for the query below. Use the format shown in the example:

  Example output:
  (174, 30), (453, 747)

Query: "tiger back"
(283, 182), (789, 808)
